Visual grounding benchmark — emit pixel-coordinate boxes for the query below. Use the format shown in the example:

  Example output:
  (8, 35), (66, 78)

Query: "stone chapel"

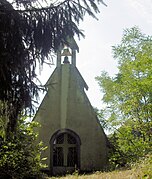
(34, 39), (108, 175)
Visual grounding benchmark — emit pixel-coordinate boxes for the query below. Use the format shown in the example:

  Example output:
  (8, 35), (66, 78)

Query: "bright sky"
(38, 0), (152, 109)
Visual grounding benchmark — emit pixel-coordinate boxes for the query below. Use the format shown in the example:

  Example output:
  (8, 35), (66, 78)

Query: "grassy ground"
(47, 155), (152, 179)
(48, 170), (150, 179)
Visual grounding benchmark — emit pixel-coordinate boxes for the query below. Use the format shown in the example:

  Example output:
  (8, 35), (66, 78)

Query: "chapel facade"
(34, 40), (108, 175)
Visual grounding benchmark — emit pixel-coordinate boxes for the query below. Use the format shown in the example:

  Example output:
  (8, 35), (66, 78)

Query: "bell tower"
(57, 38), (79, 67)
(34, 39), (108, 175)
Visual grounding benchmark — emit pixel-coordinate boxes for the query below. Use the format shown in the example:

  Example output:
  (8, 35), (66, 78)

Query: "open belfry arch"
(34, 39), (108, 175)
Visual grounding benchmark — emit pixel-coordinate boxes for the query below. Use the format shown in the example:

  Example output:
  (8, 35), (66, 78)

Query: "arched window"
(50, 129), (80, 172)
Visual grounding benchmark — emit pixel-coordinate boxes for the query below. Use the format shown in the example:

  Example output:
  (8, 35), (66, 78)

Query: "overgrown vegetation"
(0, 112), (46, 179)
(1, 0), (151, 177)
(96, 27), (152, 168)
(48, 154), (152, 179)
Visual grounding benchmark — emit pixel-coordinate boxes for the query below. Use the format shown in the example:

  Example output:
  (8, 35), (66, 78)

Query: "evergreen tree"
(0, 0), (106, 135)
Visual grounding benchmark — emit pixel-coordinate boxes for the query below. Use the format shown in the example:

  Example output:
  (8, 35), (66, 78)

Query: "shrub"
(0, 117), (46, 179)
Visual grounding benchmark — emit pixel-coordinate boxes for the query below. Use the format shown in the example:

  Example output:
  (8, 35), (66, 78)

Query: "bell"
(63, 56), (70, 64)
(61, 48), (72, 57)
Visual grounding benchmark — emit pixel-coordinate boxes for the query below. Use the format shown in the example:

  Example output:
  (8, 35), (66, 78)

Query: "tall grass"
(47, 154), (152, 179)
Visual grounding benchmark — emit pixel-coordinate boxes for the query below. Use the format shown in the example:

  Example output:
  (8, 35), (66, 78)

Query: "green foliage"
(94, 107), (108, 130)
(0, 101), (9, 138)
(139, 154), (152, 179)
(96, 27), (152, 167)
(0, 117), (46, 179)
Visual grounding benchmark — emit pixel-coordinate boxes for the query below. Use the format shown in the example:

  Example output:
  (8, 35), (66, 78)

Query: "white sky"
(38, 0), (152, 109)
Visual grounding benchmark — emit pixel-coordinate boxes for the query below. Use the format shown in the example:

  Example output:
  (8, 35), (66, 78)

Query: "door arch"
(50, 129), (81, 175)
